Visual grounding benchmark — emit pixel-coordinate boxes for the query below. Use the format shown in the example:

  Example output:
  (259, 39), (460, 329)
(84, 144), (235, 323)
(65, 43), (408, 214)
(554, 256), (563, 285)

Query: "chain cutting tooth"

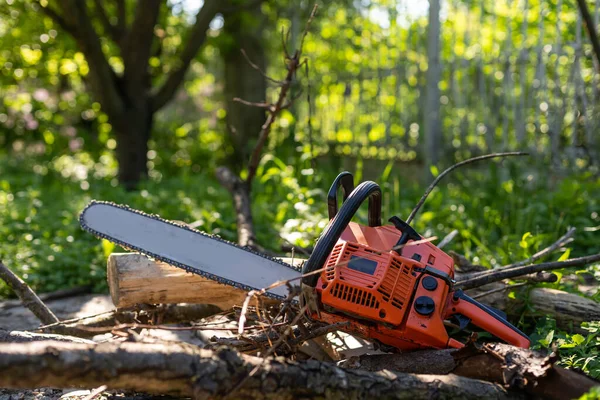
(79, 200), (302, 301)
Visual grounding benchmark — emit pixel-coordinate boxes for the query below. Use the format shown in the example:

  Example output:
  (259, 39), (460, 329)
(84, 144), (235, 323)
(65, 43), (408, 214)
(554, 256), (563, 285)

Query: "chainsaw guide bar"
(80, 201), (301, 299)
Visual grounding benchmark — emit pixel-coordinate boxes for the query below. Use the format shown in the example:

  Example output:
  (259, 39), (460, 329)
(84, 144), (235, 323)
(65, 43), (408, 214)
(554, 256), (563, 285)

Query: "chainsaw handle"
(445, 290), (530, 348)
(302, 181), (382, 288)
(327, 172), (354, 220)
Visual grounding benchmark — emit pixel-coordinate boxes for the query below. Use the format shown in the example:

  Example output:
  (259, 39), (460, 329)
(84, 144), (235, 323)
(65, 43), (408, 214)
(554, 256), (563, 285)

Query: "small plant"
(531, 317), (600, 378)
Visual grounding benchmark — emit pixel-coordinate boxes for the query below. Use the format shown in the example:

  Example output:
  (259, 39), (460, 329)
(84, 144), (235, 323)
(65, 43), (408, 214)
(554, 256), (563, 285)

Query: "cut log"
(0, 340), (523, 399)
(107, 253), (299, 309)
(108, 253), (250, 308)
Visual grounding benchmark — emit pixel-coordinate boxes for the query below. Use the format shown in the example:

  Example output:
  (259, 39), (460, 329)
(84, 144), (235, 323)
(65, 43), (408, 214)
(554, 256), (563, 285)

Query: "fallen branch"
(0, 341), (521, 399)
(0, 261), (59, 325)
(470, 282), (527, 300)
(452, 227), (575, 276)
(341, 343), (596, 400)
(0, 285), (91, 311)
(456, 253), (600, 290)
(37, 303), (221, 338)
(0, 329), (95, 344)
(503, 227), (576, 269)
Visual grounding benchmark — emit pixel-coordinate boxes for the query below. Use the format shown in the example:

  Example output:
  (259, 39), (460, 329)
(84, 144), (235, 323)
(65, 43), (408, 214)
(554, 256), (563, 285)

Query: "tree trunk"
(222, 3), (267, 172)
(113, 101), (153, 190)
(215, 167), (259, 248)
(423, 0), (442, 177)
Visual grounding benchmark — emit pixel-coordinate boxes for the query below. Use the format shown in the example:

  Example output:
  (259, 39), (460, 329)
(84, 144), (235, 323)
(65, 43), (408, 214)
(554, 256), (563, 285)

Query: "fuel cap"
(422, 276), (438, 291)
(414, 296), (435, 315)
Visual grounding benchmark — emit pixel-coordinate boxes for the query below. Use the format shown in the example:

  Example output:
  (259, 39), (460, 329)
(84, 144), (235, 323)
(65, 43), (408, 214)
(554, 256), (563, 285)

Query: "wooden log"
(108, 253), (251, 309)
(0, 340), (523, 399)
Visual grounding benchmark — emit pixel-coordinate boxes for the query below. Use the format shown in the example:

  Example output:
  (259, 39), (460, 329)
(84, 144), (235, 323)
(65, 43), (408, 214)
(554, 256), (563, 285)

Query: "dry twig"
(244, 4), (318, 185)
(500, 227), (575, 270)
(0, 261), (59, 325)
(407, 152), (528, 224)
(438, 229), (459, 249)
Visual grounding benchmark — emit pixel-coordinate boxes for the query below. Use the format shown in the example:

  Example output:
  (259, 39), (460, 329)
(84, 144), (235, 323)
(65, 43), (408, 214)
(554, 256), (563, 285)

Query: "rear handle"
(302, 181), (382, 288)
(444, 289), (530, 348)
(327, 172), (354, 220)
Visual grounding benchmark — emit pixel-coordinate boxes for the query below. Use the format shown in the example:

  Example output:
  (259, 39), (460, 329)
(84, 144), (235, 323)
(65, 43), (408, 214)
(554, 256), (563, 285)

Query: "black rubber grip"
(302, 181), (382, 287)
(327, 172), (354, 220)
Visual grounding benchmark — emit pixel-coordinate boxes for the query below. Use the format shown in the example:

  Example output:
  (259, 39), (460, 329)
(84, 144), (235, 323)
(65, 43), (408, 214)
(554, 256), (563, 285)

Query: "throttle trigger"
(451, 314), (472, 331)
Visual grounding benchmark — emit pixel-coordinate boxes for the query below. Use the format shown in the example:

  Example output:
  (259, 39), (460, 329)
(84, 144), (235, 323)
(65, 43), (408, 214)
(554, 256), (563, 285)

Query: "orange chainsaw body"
(311, 222), (529, 350)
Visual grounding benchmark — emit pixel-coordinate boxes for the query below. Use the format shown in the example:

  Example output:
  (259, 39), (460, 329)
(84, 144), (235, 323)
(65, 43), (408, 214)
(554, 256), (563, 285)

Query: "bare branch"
(151, 0), (221, 112)
(35, 1), (77, 36)
(92, 0), (121, 43)
(245, 4), (319, 185)
(0, 261), (59, 325)
(241, 49), (285, 85)
(576, 0), (600, 73)
(54, 0), (125, 119)
(438, 229), (459, 249)
(504, 227), (576, 269)
(466, 227), (576, 279)
(233, 98), (275, 112)
(407, 152), (529, 224)
(456, 252), (600, 290)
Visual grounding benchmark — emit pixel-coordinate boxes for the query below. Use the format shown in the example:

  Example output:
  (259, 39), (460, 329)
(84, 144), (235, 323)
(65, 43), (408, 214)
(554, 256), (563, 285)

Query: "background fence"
(288, 0), (599, 169)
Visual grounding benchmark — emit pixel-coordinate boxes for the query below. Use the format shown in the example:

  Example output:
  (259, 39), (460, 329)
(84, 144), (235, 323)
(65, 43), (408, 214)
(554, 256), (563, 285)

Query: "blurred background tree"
(3, 0), (224, 189)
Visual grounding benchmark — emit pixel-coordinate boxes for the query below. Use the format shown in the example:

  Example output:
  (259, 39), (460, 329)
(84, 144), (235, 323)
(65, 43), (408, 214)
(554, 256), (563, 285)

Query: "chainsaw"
(80, 169), (530, 351)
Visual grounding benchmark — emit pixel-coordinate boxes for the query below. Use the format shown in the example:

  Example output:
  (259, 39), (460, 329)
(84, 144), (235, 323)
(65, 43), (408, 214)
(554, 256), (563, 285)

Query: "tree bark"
(215, 167), (259, 248)
(423, 0), (442, 176)
(222, 2), (267, 172)
(0, 341), (522, 399)
(341, 343), (597, 400)
(113, 102), (153, 190)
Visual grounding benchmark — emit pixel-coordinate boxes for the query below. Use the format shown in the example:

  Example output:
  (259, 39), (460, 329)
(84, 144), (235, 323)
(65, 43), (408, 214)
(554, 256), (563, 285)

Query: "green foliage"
(531, 318), (600, 379)
(580, 386), (600, 400)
